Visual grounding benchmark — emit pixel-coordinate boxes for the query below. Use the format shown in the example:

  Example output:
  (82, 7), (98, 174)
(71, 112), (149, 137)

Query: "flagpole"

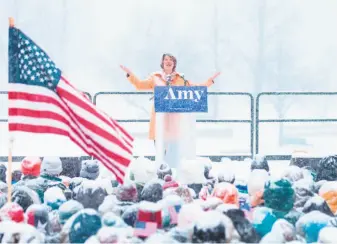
(7, 17), (15, 203)
(7, 137), (14, 203)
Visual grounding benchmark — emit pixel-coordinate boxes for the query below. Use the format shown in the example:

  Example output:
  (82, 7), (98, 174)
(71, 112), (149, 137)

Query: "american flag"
(167, 205), (181, 225)
(133, 221), (157, 237)
(8, 26), (134, 183)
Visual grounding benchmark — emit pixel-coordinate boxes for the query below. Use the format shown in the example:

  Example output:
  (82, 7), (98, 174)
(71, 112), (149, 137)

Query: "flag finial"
(9, 17), (14, 27)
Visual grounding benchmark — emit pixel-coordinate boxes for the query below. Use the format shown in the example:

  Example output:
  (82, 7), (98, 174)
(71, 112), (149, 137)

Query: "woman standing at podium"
(120, 53), (220, 145)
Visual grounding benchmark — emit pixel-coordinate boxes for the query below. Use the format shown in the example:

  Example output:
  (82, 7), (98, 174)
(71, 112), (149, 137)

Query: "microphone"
(165, 74), (172, 86)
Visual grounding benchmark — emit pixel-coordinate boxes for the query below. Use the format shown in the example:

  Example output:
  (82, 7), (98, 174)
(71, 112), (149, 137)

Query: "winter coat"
(25, 174), (66, 203)
(127, 71), (214, 140)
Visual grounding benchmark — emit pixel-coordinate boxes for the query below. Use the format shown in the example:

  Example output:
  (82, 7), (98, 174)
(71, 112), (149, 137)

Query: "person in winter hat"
(0, 202), (25, 223)
(44, 186), (67, 211)
(11, 185), (41, 211)
(248, 169), (269, 208)
(157, 163), (172, 180)
(263, 178), (295, 217)
(101, 212), (128, 228)
(292, 178), (315, 211)
(211, 182), (239, 206)
(74, 180), (107, 210)
(282, 165), (304, 183)
(25, 157), (66, 203)
(218, 170), (235, 184)
(60, 209), (102, 243)
(251, 206), (277, 237)
(250, 154), (269, 172)
(140, 179), (163, 203)
(26, 204), (50, 235)
(0, 164), (6, 183)
(80, 159), (100, 180)
(295, 210), (331, 243)
(260, 219), (297, 243)
(59, 200), (84, 225)
(40, 156), (63, 176)
(113, 182), (139, 216)
(319, 181), (337, 214)
(192, 210), (234, 243)
(11, 170), (22, 184)
(21, 156), (41, 179)
(316, 155), (337, 181)
(129, 157), (157, 199)
(98, 195), (119, 216)
(60, 157), (82, 178)
(166, 185), (194, 204)
(222, 207), (260, 243)
(302, 195), (334, 216)
(0, 221), (45, 243)
(116, 182), (138, 203)
(162, 175), (179, 191)
(121, 203), (140, 227)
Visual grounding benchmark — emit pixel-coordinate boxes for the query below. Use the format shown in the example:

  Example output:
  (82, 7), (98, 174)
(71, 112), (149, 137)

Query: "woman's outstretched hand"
(120, 65), (133, 76)
(210, 71), (221, 81)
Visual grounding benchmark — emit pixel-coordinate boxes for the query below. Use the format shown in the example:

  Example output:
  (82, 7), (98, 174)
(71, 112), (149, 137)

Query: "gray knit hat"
(40, 157), (63, 176)
(80, 160), (100, 180)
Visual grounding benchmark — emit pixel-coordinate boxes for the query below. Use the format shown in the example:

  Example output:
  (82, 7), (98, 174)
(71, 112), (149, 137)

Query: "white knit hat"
(40, 157), (63, 176)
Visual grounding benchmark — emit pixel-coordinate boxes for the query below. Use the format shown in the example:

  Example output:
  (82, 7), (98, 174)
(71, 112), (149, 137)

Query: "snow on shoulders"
(162, 195), (184, 207)
(80, 179), (102, 191)
(194, 210), (225, 230)
(59, 200), (83, 213)
(139, 201), (162, 212)
(318, 227), (337, 243)
(44, 186), (66, 203)
(319, 181), (337, 195)
(296, 211), (332, 230)
(304, 195), (325, 207)
(216, 203), (239, 213)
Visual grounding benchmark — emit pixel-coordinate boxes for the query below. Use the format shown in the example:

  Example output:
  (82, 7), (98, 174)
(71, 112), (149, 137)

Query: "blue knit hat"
(296, 211), (331, 243)
(252, 207), (277, 237)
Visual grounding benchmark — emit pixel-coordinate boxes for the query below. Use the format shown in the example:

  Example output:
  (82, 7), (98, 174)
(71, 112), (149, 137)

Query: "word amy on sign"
(164, 87), (204, 102)
(154, 86), (208, 113)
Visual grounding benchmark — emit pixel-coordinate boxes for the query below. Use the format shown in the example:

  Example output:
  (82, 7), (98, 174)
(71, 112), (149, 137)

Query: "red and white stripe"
(8, 76), (134, 183)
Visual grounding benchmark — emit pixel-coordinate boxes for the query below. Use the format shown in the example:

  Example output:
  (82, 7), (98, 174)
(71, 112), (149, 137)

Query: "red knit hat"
(0, 202), (25, 223)
(21, 156), (42, 177)
(163, 175), (179, 190)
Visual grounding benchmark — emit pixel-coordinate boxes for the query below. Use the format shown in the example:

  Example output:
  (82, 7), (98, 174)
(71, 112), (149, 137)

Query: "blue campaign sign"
(154, 86), (208, 113)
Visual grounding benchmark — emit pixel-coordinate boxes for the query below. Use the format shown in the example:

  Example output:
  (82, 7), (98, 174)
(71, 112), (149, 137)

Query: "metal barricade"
(94, 91), (254, 162)
(255, 92), (337, 160)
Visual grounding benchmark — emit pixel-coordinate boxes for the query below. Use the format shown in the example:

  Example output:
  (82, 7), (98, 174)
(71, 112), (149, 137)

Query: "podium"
(154, 86), (208, 170)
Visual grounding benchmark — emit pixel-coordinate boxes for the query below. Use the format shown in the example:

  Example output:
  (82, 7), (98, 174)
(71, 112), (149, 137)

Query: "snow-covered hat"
(247, 169), (269, 197)
(129, 157), (156, 184)
(80, 159), (100, 180)
(177, 158), (207, 185)
(21, 156), (42, 177)
(40, 157), (62, 176)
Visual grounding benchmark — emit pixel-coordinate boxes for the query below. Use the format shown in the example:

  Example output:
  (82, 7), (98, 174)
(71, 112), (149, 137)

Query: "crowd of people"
(0, 153), (336, 243)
